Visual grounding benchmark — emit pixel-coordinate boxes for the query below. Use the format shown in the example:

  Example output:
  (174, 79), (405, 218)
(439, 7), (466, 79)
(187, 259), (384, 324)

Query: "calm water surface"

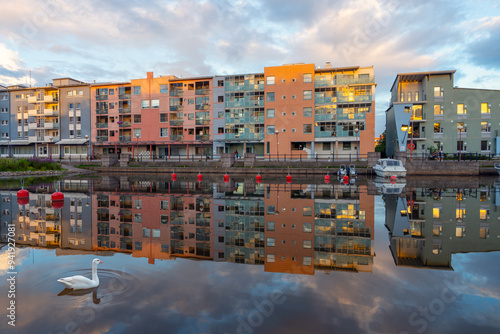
(1, 175), (499, 334)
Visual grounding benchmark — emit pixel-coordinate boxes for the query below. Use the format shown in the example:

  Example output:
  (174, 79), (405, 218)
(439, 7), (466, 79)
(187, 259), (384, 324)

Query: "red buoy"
(256, 174), (262, 184)
(224, 174), (229, 182)
(324, 174), (331, 184)
(52, 200), (64, 209)
(343, 175), (349, 184)
(286, 174), (292, 183)
(390, 175), (397, 182)
(17, 189), (29, 199)
(51, 191), (64, 202)
(171, 172), (177, 181)
(197, 173), (203, 182)
(17, 197), (29, 205)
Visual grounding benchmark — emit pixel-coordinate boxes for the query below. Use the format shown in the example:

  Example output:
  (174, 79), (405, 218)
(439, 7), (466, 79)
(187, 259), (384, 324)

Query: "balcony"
(170, 90), (183, 97)
(195, 119), (210, 125)
(196, 135), (210, 141)
(28, 109), (58, 117)
(28, 95), (57, 104)
(170, 134), (183, 141)
(119, 107), (131, 114)
(119, 94), (131, 100)
(170, 120), (183, 126)
(119, 136), (131, 142)
(96, 123), (108, 128)
(96, 95), (108, 101)
(118, 121), (131, 128)
(96, 108), (108, 115)
(195, 89), (210, 95)
(170, 105), (183, 112)
(97, 136), (108, 142)
(195, 104), (210, 111)
(29, 122), (58, 130)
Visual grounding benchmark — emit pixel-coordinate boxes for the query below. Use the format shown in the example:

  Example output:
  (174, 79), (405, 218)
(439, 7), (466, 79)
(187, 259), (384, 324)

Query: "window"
(160, 85), (168, 93)
(303, 90), (312, 100)
(218, 80), (224, 87)
(303, 256), (312, 266)
(303, 73), (312, 83)
(433, 208), (440, 219)
(407, 92), (412, 101)
(266, 92), (275, 102)
(266, 76), (275, 85)
(434, 105), (443, 115)
(434, 123), (442, 133)
(266, 109), (275, 118)
(457, 104), (466, 115)
(323, 142), (331, 151)
(282, 112), (286, 116)
(481, 122), (490, 132)
(160, 113), (168, 122)
(292, 95), (296, 99)
(133, 86), (141, 95)
(218, 111), (224, 118)
(434, 86), (443, 97)
(303, 124), (312, 134)
(133, 115), (141, 123)
(415, 91), (419, 101)
(218, 96), (224, 103)
(266, 237), (275, 247)
(267, 254), (275, 263)
(160, 128), (168, 137)
(188, 113), (194, 120)
(343, 142), (351, 150)
(267, 221), (275, 231)
(457, 122), (466, 132)
(303, 240), (312, 249)
(151, 99), (159, 108)
(481, 103), (490, 114)
(282, 95), (286, 100)
(481, 140), (489, 151)
(303, 207), (312, 216)
(141, 100), (150, 109)
(303, 107), (312, 117)
(133, 128), (141, 138)
(266, 125), (275, 134)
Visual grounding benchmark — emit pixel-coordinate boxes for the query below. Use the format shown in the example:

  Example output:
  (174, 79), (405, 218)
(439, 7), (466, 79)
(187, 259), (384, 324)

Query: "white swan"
(57, 258), (103, 290)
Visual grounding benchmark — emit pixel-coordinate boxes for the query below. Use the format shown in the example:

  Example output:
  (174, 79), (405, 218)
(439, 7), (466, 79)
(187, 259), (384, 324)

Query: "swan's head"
(93, 258), (103, 265)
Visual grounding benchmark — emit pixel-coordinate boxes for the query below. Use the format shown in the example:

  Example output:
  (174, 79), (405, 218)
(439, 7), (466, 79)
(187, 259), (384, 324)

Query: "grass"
(0, 158), (63, 172)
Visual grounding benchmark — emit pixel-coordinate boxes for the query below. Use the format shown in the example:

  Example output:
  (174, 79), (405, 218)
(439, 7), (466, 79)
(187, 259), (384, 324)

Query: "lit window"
(480, 209), (487, 220)
(434, 105), (442, 115)
(434, 86), (443, 97)
(481, 103), (490, 114)
(433, 207), (440, 219)
(457, 104), (466, 115)
(266, 76), (275, 85)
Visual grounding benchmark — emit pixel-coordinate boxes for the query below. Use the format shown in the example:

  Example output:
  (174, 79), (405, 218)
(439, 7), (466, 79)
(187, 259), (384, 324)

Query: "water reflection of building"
(0, 179), (92, 249)
(2, 176), (375, 275)
(385, 185), (500, 269)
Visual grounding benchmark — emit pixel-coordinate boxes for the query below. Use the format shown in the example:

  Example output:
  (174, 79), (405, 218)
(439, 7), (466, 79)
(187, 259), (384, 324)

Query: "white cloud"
(0, 44), (23, 72)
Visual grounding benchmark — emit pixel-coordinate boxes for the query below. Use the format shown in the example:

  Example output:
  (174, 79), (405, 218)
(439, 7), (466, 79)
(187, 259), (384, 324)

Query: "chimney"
(325, 62), (332, 69)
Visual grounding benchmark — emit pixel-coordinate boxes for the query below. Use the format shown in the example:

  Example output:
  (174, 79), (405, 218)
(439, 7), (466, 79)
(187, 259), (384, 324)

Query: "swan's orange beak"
(99, 260), (103, 263)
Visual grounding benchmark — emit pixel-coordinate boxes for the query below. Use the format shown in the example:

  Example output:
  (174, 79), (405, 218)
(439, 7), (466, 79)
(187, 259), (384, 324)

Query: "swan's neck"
(92, 263), (99, 283)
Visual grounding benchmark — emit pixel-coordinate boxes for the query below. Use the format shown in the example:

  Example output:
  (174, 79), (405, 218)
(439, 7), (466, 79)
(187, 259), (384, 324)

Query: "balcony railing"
(96, 136), (108, 142)
(119, 136), (131, 142)
(170, 105), (183, 111)
(96, 123), (108, 128)
(119, 94), (131, 100)
(170, 134), (183, 141)
(96, 95), (108, 101)
(195, 89), (210, 95)
(119, 107), (131, 113)
(170, 120), (183, 126)
(118, 121), (131, 128)
(96, 108), (108, 114)
(195, 119), (210, 125)
(196, 135), (210, 141)
(169, 90), (183, 97)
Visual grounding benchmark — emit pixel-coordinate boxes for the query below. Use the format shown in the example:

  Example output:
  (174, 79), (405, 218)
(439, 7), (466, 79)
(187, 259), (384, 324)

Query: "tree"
(375, 131), (387, 158)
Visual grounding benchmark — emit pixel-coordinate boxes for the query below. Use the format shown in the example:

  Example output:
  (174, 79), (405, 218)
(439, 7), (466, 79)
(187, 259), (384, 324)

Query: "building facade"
(386, 70), (500, 157)
(0, 85), (9, 156)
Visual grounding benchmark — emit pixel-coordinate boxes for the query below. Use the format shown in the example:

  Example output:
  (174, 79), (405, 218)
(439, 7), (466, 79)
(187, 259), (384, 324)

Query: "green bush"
(0, 158), (63, 172)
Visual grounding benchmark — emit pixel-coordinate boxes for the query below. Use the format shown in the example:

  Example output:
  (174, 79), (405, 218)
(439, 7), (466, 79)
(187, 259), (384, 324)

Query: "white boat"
(494, 163), (500, 175)
(348, 164), (357, 176)
(373, 158), (406, 178)
(373, 177), (406, 194)
(337, 164), (347, 176)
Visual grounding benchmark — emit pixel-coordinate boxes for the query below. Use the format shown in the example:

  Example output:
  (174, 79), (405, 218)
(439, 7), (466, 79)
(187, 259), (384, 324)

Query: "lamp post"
(6, 136), (10, 158)
(49, 136), (53, 160)
(85, 134), (90, 160)
(354, 127), (359, 161)
(135, 133), (140, 159)
(275, 129), (279, 162)
(458, 124), (463, 162)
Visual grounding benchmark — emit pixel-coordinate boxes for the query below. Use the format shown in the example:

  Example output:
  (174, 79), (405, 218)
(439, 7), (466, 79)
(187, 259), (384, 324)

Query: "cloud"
(467, 16), (500, 69)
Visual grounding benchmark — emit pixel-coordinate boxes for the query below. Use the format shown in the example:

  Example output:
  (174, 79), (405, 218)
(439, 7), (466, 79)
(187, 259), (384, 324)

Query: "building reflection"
(1, 175), (375, 275)
(384, 182), (500, 269)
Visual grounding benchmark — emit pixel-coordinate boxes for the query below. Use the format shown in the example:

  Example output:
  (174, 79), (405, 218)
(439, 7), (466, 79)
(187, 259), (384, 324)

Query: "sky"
(1, 0), (500, 136)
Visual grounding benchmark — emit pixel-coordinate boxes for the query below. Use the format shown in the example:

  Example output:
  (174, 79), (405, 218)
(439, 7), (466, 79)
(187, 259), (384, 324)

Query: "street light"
(49, 136), (53, 160)
(6, 136), (10, 158)
(275, 129), (279, 162)
(135, 133), (140, 159)
(458, 124), (464, 162)
(354, 127), (359, 161)
(85, 134), (90, 160)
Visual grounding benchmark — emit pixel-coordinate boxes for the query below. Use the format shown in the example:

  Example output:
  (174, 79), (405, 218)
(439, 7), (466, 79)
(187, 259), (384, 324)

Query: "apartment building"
(386, 70), (500, 157)
(0, 85), (9, 156)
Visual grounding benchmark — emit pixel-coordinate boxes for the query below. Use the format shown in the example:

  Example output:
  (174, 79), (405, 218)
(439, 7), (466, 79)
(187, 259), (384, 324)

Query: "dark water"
(1, 175), (500, 334)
